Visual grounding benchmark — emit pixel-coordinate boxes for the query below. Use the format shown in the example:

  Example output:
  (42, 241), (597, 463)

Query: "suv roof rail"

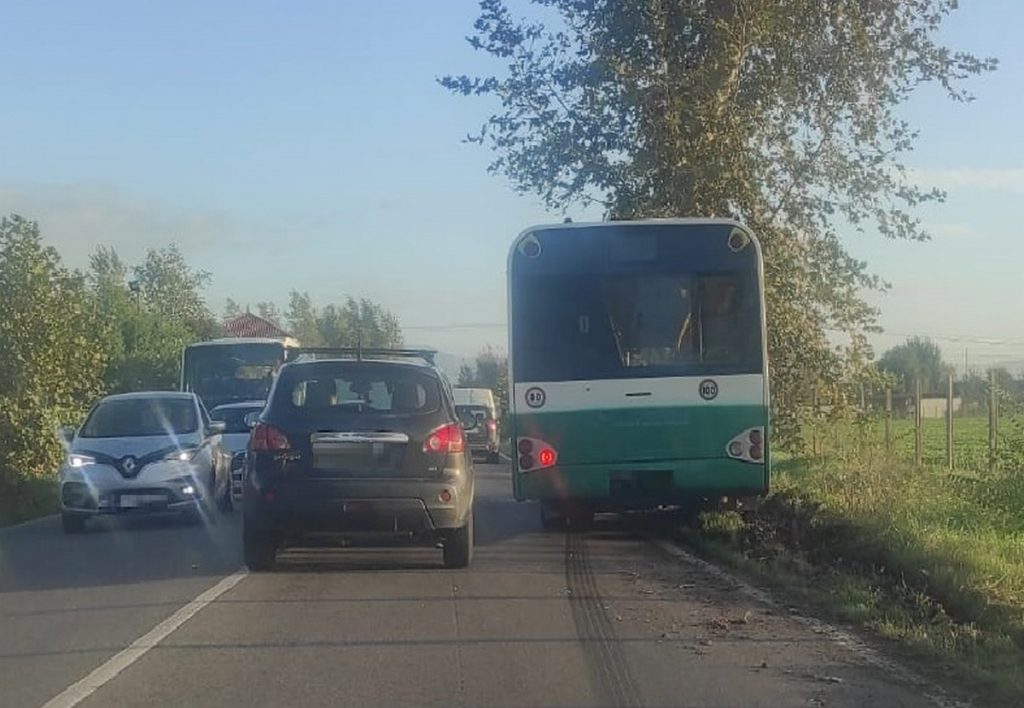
(285, 347), (438, 365)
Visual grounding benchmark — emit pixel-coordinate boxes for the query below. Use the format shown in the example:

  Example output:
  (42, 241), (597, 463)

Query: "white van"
(453, 388), (500, 463)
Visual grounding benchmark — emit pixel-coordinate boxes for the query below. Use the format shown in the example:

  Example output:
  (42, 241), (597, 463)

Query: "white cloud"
(0, 182), (280, 269)
(921, 222), (977, 241)
(908, 167), (1024, 194)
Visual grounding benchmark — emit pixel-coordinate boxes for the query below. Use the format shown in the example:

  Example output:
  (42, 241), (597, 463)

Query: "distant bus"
(507, 219), (769, 526)
(181, 337), (297, 410)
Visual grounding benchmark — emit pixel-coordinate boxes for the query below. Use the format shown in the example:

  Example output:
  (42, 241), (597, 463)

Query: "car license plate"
(120, 494), (164, 508)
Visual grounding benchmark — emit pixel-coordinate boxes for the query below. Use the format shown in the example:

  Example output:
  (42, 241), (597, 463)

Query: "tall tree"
(458, 347), (509, 413)
(223, 298), (243, 320)
(285, 292), (404, 348)
(0, 216), (109, 498)
(133, 244), (215, 333)
(257, 301), (282, 326)
(88, 245), (212, 391)
(442, 0), (994, 444)
(286, 290), (323, 346)
(878, 337), (953, 395)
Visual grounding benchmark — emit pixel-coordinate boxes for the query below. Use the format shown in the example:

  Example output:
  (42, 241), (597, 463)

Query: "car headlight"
(164, 448), (200, 462)
(67, 454), (96, 468)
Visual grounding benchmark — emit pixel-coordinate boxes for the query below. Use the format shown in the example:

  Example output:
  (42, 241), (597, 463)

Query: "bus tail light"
(250, 423), (291, 451)
(517, 437), (557, 471)
(726, 427), (765, 464)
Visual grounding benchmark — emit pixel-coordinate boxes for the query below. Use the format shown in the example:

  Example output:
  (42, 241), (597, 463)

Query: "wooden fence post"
(946, 373), (954, 470)
(811, 387), (819, 458)
(989, 369), (998, 473)
(914, 379), (923, 466)
(884, 388), (892, 455)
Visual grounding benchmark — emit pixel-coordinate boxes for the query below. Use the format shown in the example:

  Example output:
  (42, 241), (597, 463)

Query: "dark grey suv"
(242, 350), (474, 570)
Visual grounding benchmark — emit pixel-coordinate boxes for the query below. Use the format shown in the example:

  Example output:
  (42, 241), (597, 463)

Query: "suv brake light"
(424, 423), (465, 454)
(486, 419), (497, 432)
(250, 422), (291, 451)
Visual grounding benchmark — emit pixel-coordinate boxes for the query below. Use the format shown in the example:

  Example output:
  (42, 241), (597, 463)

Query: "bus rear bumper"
(514, 458), (768, 505)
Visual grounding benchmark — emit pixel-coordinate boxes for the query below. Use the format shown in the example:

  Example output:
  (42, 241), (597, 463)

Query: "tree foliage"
(458, 347), (509, 414)
(0, 216), (109, 497)
(878, 337), (953, 395)
(133, 244), (216, 335)
(88, 246), (214, 391)
(283, 291), (403, 348)
(223, 298), (243, 320)
(442, 0), (995, 446)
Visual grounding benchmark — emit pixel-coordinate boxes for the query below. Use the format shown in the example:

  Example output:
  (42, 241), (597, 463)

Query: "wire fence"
(804, 373), (1024, 475)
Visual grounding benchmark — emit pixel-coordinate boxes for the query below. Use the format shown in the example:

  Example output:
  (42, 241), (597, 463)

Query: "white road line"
(40, 570), (248, 708)
(648, 537), (973, 708)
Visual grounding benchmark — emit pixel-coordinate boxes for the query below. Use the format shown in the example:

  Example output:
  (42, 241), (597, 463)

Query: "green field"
(805, 415), (1024, 472)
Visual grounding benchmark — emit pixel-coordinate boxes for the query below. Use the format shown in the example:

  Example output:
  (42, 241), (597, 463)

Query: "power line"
(832, 328), (1024, 347)
(402, 322), (507, 331)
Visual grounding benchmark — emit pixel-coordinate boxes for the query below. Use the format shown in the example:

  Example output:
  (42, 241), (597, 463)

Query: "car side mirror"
(244, 412), (261, 429)
(59, 426), (76, 444)
(206, 421), (226, 436)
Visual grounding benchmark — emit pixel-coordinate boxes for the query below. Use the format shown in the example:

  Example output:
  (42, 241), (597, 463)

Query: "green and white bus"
(507, 219), (768, 525)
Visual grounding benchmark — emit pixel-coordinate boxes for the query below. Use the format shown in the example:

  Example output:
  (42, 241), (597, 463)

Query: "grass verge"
(679, 457), (1024, 707)
(0, 477), (57, 527)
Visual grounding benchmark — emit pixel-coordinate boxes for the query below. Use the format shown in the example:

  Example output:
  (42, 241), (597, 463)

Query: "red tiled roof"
(223, 312), (292, 339)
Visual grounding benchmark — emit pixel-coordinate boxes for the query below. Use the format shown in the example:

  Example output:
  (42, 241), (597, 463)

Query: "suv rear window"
(272, 362), (441, 416)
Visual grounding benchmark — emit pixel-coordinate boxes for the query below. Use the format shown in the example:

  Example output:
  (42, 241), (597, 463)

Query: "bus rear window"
(512, 271), (762, 381)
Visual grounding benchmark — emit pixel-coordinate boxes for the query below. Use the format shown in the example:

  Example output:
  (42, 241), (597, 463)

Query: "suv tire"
(244, 522), (277, 571)
(487, 451), (501, 464)
(443, 512), (474, 568)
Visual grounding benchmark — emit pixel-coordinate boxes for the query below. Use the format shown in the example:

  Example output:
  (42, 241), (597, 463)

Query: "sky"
(1, 0), (1022, 369)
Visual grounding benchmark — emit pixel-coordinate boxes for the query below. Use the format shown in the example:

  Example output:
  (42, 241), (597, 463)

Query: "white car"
(59, 392), (231, 533)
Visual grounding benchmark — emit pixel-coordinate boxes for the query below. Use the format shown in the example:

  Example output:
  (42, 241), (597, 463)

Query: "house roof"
(223, 312), (292, 340)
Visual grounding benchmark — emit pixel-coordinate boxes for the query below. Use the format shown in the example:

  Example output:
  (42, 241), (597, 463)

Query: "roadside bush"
(0, 215), (109, 520)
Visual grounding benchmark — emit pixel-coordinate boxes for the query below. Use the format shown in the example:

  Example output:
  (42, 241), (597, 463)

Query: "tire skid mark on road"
(565, 531), (642, 708)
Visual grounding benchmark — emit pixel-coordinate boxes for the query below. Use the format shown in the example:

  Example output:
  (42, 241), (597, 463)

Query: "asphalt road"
(1, 462), (937, 708)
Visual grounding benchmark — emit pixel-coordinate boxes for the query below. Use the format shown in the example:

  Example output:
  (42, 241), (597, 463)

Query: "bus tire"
(540, 502), (564, 531)
(566, 508), (594, 531)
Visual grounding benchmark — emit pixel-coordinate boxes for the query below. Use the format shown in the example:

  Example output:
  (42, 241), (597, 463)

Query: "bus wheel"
(540, 502), (564, 531)
(566, 507), (594, 531)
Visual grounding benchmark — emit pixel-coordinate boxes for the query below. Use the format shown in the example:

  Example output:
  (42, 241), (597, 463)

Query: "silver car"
(208, 400), (265, 503)
(59, 392), (231, 533)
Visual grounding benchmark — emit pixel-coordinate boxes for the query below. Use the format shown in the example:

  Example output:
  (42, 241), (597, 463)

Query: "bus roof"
(508, 218), (759, 262)
(185, 337), (293, 349)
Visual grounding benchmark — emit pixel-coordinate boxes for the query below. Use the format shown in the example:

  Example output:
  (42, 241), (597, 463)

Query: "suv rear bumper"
(243, 476), (472, 534)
